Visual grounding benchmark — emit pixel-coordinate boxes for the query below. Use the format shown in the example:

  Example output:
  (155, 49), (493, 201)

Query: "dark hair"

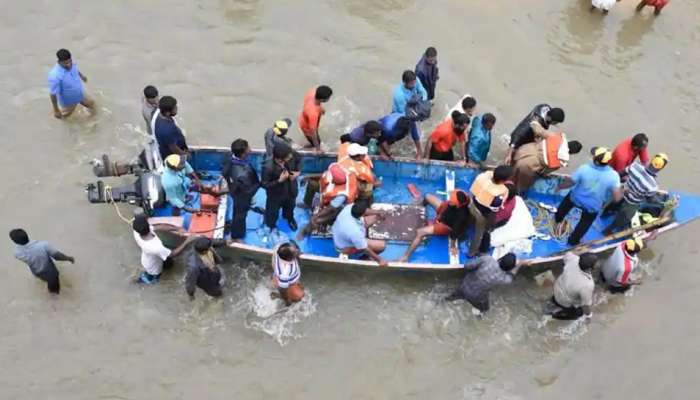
(9, 229), (29, 245)
(482, 113), (496, 126)
(364, 120), (382, 135)
(505, 183), (517, 200)
(568, 140), (582, 154)
(143, 85), (158, 99)
(631, 133), (649, 148)
(395, 117), (411, 135)
(272, 143), (292, 160)
(277, 243), (298, 262)
(461, 96), (477, 110)
(351, 201), (370, 219)
(56, 49), (71, 61)
(194, 237), (212, 253)
(402, 70), (417, 84)
(231, 139), (249, 157)
(425, 47), (437, 58)
(498, 253), (517, 271)
(158, 96), (177, 114)
(451, 110), (470, 126)
(578, 253), (597, 271)
(548, 107), (565, 124)
(493, 165), (514, 183)
(455, 190), (469, 205)
(339, 134), (352, 144)
(315, 85), (333, 101)
(132, 216), (150, 236)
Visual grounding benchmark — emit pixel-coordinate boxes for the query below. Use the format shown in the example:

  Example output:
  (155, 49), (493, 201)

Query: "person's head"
(498, 253), (517, 272)
(347, 143), (369, 161)
(143, 85), (159, 104)
(402, 70), (417, 89)
(351, 200), (370, 219)
(56, 48), (72, 69)
(547, 107), (565, 124)
(648, 153), (669, 174)
(158, 95), (178, 117)
(329, 163), (348, 185)
(339, 134), (352, 144)
(567, 140), (582, 155)
(194, 237), (212, 254)
(272, 118), (292, 136)
(315, 85), (333, 103)
(482, 113), (496, 130)
(277, 242), (300, 261)
(132, 215), (151, 236)
(451, 110), (470, 133)
(9, 229), (29, 245)
(272, 143), (293, 163)
(631, 133), (649, 152)
(231, 139), (250, 159)
(592, 146), (613, 166)
(578, 253), (597, 271)
(364, 120), (382, 139)
(505, 183), (517, 200)
(493, 165), (514, 183)
(624, 238), (644, 255)
(461, 96), (477, 116)
(424, 46), (438, 64)
(164, 154), (186, 171)
(448, 190), (470, 208)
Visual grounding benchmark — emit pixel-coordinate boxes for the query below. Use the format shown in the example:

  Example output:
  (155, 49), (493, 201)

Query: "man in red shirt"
(608, 133), (649, 174)
(298, 85), (333, 153)
(424, 111), (470, 162)
(637, 0), (670, 15)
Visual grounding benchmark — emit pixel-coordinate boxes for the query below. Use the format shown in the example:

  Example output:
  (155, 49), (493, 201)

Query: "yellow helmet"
(164, 154), (183, 169)
(592, 146), (612, 165)
(624, 237), (644, 253)
(650, 153), (668, 170)
(273, 119), (291, 136)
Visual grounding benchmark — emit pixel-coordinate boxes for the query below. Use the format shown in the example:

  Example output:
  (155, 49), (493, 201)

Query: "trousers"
(554, 194), (598, 245)
(265, 194), (295, 229)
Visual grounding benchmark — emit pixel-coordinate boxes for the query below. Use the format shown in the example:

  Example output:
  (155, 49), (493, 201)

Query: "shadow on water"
(548, 0), (606, 67)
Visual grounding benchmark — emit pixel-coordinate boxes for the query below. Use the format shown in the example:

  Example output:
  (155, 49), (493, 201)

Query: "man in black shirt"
(262, 144), (299, 231)
(504, 104), (565, 165)
(185, 238), (223, 300)
(221, 139), (260, 242)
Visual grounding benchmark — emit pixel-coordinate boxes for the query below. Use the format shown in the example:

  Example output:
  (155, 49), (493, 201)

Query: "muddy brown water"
(1, 1), (699, 399)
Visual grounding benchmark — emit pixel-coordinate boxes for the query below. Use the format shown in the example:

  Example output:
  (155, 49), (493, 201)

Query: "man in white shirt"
(132, 216), (193, 284)
(548, 252), (597, 320)
(272, 242), (304, 305)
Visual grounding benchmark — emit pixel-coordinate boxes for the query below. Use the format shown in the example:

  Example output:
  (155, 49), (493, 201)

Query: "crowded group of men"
(10, 46), (671, 319)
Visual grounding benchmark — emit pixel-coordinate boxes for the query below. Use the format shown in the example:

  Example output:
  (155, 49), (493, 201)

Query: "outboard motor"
(86, 171), (164, 215)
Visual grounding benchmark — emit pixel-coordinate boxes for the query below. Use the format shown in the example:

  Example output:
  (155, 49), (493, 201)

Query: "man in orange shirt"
(424, 111), (470, 162)
(298, 85), (333, 153)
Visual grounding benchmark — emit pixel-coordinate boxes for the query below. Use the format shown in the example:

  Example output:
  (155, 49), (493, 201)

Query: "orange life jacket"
(541, 132), (569, 169)
(337, 142), (374, 170)
(338, 156), (375, 184)
(470, 171), (508, 211)
(320, 163), (359, 206)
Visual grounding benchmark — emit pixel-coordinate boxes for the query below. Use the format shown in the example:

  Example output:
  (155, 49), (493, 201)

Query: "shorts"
(304, 132), (321, 146)
(139, 271), (161, 284)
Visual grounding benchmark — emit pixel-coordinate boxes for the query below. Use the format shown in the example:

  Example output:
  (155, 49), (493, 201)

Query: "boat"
(85, 146), (700, 274)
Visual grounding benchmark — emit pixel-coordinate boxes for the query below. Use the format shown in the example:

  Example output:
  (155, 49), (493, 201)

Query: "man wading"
(10, 229), (75, 294)
(47, 48), (95, 119)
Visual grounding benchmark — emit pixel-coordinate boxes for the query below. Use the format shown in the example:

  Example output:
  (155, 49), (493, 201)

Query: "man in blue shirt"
(161, 154), (206, 215)
(154, 96), (188, 160)
(344, 120), (383, 146)
(392, 70), (428, 114)
(47, 48), (94, 119)
(377, 113), (422, 160)
(554, 147), (622, 245)
(467, 113), (496, 169)
(10, 228), (75, 294)
(331, 201), (388, 267)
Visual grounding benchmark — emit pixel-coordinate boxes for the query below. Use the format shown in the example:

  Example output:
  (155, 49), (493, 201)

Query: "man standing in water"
(185, 238), (224, 300)
(10, 229), (75, 294)
(548, 252), (596, 320)
(48, 48), (94, 119)
(415, 47), (439, 101)
(299, 85), (333, 153)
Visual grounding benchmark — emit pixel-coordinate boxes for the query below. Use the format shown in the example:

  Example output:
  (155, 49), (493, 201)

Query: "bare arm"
(424, 140), (433, 159)
(413, 140), (422, 160)
(170, 236), (197, 258)
(50, 95), (62, 119)
(52, 251), (75, 263)
(78, 71), (87, 83)
(364, 247), (387, 267)
(168, 143), (187, 156)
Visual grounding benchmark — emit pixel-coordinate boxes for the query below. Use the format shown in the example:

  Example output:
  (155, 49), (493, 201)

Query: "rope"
(525, 199), (573, 240)
(104, 185), (135, 225)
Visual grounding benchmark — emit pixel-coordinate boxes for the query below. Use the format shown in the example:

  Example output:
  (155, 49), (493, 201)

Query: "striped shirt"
(623, 162), (658, 204)
(272, 248), (300, 289)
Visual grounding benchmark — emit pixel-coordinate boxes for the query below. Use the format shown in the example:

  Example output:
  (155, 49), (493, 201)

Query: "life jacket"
(470, 171), (508, 211)
(338, 156), (375, 184)
(320, 163), (358, 206)
(541, 132), (570, 169)
(337, 142), (374, 170)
